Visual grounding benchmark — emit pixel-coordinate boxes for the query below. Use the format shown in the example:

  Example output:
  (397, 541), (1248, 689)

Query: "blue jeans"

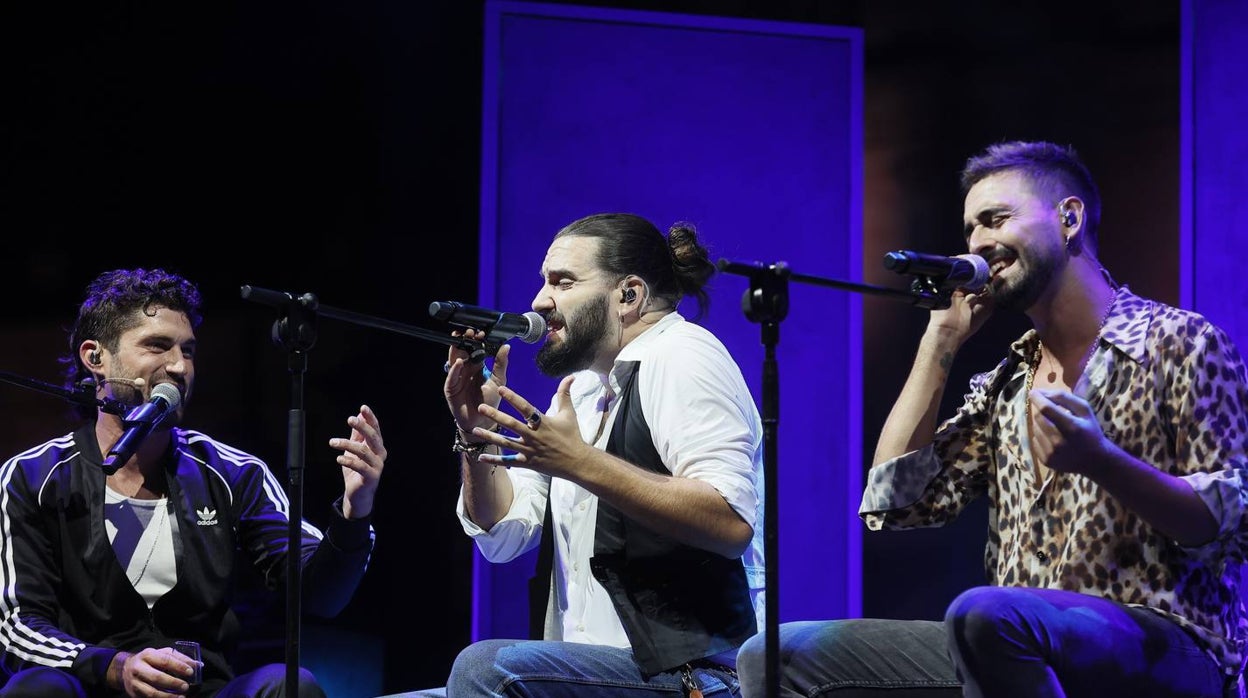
(737, 587), (1229, 698)
(0, 662), (324, 698)
(382, 639), (740, 697)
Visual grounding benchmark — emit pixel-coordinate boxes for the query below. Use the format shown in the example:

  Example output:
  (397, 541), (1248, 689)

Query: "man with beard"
(737, 141), (1248, 698)
(0, 268), (386, 697)
(413, 213), (765, 696)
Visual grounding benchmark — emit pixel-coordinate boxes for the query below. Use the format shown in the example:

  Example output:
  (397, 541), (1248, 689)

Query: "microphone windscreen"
(518, 312), (547, 343)
(955, 254), (990, 292)
(151, 382), (183, 409)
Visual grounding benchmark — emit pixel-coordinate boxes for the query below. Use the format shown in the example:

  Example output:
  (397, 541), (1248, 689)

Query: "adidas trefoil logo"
(196, 507), (219, 526)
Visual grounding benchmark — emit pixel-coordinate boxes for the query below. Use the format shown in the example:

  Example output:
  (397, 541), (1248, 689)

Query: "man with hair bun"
(397, 212), (766, 696)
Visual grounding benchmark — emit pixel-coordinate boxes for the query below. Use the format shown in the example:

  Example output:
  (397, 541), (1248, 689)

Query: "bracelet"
(451, 423), (500, 455)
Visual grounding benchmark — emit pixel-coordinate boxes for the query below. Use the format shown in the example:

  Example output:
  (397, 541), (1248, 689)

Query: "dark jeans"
(0, 662), (325, 698)
(737, 587), (1230, 698)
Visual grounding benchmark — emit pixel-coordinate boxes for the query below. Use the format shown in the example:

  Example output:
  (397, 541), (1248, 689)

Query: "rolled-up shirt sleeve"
(1182, 468), (1247, 560)
(1168, 324), (1248, 561)
(456, 466), (550, 563)
(860, 363), (1004, 531)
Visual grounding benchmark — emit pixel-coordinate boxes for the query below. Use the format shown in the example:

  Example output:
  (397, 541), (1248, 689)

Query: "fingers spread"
(332, 407), (386, 471)
(497, 386), (538, 421)
(477, 402), (527, 434)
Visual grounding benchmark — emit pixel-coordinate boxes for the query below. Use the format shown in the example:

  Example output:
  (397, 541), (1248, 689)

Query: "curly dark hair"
(555, 213), (716, 320)
(61, 268), (203, 412)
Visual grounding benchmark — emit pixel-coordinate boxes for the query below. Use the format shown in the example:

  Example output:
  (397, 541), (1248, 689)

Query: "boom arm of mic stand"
(0, 370), (131, 417)
(718, 258), (952, 309)
(316, 304), (492, 363)
(241, 285), (491, 362)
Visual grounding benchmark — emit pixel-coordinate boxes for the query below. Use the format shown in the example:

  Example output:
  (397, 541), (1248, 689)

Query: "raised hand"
(928, 287), (995, 348)
(471, 376), (590, 479)
(331, 404), (386, 519)
(444, 329), (510, 435)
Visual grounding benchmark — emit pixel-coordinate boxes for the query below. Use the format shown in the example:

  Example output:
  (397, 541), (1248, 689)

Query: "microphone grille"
(151, 382), (183, 409)
(956, 254), (990, 291)
(428, 301), (456, 320)
(518, 312), (547, 344)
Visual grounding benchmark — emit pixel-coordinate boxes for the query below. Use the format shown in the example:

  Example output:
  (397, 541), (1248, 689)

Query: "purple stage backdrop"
(1184, 0), (1248, 336)
(474, 0), (863, 641)
(1183, 0), (1248, 601)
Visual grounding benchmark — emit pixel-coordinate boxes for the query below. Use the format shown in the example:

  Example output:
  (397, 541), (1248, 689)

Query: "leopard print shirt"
(861, 287), (1248, 673)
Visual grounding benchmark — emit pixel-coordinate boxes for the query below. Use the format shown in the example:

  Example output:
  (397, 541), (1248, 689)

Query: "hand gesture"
(331, 404), (386, 519)
(1028, 388), (1110, 476)
(471, 376), (589, 479)
(444, 329), (510, 434)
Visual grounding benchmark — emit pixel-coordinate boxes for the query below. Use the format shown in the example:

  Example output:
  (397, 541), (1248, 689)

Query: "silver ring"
(526, 412), (542, 429)
(442, 361), (451, 373)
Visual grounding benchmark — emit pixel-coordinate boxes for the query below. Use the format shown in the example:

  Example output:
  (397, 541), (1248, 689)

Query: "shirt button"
(1035, 550), (1048, 562)
(577, 624), (585, 632)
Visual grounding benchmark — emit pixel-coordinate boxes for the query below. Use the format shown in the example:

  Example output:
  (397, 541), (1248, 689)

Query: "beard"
(990, 245), (1060, 313)
(103, 370), (186, 429)
(535, 291), (611, 377)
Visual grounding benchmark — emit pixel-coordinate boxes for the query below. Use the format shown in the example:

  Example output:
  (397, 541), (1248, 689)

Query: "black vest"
(528, 361), (757, 677)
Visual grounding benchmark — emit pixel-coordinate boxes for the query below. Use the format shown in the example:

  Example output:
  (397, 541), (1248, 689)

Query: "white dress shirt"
(457, 312), (766, 654)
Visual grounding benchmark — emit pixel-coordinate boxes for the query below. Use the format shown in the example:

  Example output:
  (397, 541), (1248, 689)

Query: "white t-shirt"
(104, 487), (178, 609)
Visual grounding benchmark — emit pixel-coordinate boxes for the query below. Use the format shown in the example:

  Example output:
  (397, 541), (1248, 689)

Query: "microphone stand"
(239, 284), (492, 698)
(0, 370), (132, 419)
(0, 373), (144, 475)
(714, 259), (956, 698)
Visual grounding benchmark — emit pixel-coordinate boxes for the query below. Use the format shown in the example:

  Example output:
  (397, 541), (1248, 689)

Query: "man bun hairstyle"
(556, 213), (716, 320)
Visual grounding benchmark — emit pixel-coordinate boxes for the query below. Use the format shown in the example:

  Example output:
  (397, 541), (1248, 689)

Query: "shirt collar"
(599, 311), (684, 393)
(1008, 285), (1153, 368)
(615, 311), (683, 364)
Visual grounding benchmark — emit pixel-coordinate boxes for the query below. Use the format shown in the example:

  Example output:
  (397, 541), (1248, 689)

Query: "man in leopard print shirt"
(738, 141), (1248, 698)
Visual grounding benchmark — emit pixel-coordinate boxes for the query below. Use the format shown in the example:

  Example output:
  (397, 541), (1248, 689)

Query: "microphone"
(101, 383), (182, 475)
(100, 376), (147, 390)
(428, 301), (547, 344)
(883, 250), (990, 292)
